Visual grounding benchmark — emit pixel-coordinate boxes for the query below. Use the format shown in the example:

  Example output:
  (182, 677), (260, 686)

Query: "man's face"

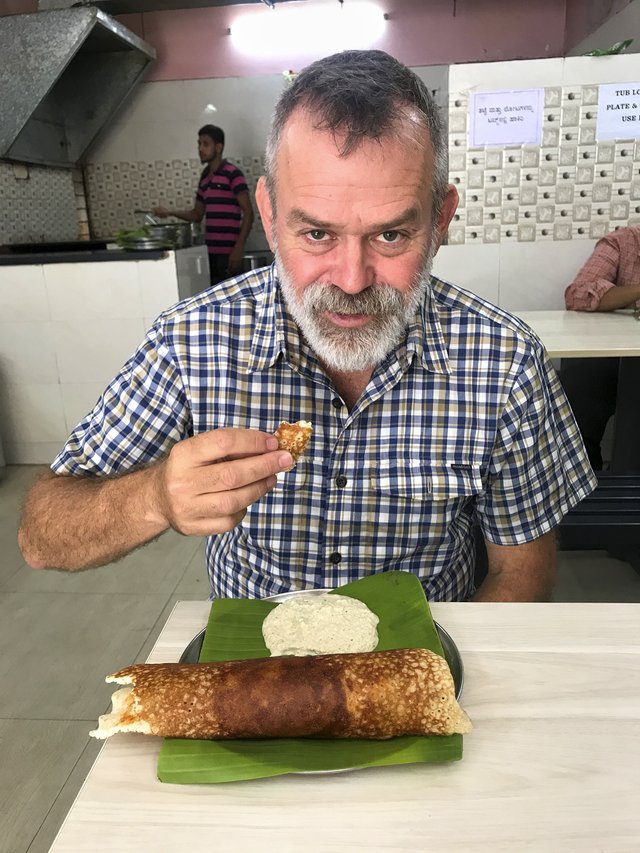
(198, 134), (221, 164)
(256, 109), (457, 372)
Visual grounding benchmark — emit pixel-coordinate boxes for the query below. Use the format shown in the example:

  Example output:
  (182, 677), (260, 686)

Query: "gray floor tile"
(1, 466), (49, 588)
(0, 591), (170, 720)
(173, 538), (208, 596)
(0, 719), (89, 853)
(2, 530), (201, 595)
(134, 591), (208, 664)
(25, 738), (102, 853)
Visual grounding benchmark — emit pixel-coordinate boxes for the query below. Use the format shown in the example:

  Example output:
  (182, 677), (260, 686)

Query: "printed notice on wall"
(597, 83), (640, 140)
(469, 89), (543, 147)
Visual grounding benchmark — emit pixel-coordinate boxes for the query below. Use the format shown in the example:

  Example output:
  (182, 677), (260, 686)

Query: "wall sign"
(468, 89), (543, 147)
(597, 82), (640, 140)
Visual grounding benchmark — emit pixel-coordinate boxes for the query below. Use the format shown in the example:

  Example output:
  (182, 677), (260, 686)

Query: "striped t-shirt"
(196, 160), (249, 255)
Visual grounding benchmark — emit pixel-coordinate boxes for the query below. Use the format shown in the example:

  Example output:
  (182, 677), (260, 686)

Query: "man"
(561, 225), (640, 469)
(153, 124), (254, 285)
(18, 50), (596, 602)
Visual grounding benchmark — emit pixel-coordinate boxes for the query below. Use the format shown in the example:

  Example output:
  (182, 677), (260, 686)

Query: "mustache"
(302, 283), (405, 316)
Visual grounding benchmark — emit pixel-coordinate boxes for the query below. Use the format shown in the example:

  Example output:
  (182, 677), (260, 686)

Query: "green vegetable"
(114, 225), (153, 244)
(583, 39), (633, 56)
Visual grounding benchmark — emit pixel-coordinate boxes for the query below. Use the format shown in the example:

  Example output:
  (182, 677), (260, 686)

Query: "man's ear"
(255, 176), (275, 250)
(434, 184), (459, 252)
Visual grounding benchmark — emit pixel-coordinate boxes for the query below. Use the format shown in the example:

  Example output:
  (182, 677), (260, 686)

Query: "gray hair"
(265, 50), (448, 219)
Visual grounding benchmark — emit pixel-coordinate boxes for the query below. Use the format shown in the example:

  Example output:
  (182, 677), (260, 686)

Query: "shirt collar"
(246, 266), (450, 376)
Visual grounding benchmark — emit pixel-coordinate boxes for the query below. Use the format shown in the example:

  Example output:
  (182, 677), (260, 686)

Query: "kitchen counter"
(49, 600), (640, 852)
(0, 245), (210, 463)
(0, 247), (167, 265)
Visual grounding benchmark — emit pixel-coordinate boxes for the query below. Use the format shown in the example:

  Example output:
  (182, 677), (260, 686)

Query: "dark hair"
(265, 50), (447, 217)
(198, 124), (225, 148)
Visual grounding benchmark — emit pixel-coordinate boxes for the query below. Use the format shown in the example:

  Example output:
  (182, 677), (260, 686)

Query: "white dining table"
(516, 309), (640, 358)
(50, 599), (640, 852)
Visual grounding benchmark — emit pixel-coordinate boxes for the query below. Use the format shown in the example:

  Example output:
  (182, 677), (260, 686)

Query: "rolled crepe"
(91, 648), (471, 740)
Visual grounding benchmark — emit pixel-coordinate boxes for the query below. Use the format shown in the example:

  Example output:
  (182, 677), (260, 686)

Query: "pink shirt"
(564, 226), (640, 311)
(196, 160), (249, 255)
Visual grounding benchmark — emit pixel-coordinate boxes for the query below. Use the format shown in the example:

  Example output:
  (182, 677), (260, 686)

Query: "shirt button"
(329, 552), (342, 564)
(331, 397), (343, 409)
(335, 475), (348, 488)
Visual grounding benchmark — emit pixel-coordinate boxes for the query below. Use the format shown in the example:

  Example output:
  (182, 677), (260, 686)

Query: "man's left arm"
(473, 531), (556, 601)
(227, 192), (255, 274)
(474, 337), (596, 602)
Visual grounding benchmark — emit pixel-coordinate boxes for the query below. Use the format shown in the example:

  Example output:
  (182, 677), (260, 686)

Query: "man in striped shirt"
(19, 51), (595, 601)
(154, 124), (254, 285)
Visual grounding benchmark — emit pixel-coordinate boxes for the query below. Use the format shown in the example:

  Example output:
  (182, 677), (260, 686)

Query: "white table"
(50, 600), (640, 852)
(517, 309), (640, 358)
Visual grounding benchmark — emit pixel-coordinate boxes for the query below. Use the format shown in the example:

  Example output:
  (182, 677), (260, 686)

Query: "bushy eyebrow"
(286, 206), (423, 233)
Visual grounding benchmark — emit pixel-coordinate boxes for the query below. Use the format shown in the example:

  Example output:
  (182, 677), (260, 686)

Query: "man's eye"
(307, 229), (328, 241)
(379, 230), (402, 243)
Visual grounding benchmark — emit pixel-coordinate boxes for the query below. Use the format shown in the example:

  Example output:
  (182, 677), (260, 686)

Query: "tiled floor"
(1, 463), (639, 853)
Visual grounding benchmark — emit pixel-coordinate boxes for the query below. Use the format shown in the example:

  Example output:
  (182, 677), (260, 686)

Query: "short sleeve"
(229, 167), (249, 196)
(51, 324), (192, 477)
(476, 340), (597, 544)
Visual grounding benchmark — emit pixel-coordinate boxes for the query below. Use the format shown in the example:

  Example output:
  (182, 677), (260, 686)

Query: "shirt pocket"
(372, 461), (484, 501)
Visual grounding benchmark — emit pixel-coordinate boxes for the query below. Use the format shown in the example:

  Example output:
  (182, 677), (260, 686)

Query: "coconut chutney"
(262, 593), (379, 656)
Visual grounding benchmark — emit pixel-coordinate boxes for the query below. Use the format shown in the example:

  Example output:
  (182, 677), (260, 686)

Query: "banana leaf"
(157, 572), (463, 783)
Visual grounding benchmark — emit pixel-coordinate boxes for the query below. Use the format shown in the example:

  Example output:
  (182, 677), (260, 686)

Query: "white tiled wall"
(0, 255), (182, 464)
(83, 67), (449, 253)
(447, 55), (640, 247)
(433, 237), (596, 310)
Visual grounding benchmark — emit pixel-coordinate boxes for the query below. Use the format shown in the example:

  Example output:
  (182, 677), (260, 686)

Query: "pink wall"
(0, 0), (37, 13)
(119, 0), (567, 82)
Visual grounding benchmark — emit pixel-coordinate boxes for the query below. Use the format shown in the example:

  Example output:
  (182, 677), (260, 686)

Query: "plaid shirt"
(52, 266), (596, 601)
(565, 225), (640, 310)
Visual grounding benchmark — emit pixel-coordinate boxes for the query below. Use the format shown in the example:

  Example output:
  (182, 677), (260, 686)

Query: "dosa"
(274, 420), (312, 468)
(90, 648), (471, 740)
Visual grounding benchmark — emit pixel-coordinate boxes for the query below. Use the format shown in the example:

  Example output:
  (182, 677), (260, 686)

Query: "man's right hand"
(150, 429), (293, 536)
(152, 206), (170, 218)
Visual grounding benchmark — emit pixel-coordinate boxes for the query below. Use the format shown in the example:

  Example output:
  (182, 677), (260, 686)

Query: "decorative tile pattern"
(0, 162), (78, 245)
(448, 83), (640, 243)
(84, 155), (266, 242)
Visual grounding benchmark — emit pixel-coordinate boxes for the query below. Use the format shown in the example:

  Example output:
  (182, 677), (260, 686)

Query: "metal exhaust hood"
(0, 8), (156, 168)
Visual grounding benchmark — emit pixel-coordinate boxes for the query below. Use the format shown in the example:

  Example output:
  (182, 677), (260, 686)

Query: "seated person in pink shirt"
(561, 225), (640, 469)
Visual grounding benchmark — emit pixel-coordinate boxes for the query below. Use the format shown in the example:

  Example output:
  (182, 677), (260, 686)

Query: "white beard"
(276, 237), (438, 373)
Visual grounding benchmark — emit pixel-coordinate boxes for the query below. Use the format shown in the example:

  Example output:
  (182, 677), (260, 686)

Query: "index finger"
(188, 428), (279, 465)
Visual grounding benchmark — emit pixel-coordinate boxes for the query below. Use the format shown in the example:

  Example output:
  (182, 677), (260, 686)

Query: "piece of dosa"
(90, 648), (471, 741)
(274, 420), (312, 468)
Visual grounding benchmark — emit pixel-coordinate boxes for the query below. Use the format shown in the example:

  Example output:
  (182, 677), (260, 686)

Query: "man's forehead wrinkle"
(285, 203), (424, 234)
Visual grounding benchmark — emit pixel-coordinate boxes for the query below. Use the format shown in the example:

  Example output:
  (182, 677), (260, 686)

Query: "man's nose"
(331, 240), (375, 293)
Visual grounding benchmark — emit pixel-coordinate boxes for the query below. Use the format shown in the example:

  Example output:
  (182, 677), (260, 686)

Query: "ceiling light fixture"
(230, 1), (386, 56)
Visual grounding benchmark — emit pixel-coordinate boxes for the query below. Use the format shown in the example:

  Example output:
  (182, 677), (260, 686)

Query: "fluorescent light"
(231, 2), (386, 56)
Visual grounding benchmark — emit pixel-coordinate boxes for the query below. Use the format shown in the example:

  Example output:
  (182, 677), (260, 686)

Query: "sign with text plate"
(469, 89), (543, 147)
(597, 82), (640, 140)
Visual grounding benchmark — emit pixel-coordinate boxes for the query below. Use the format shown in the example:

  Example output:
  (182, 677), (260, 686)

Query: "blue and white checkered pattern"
(52, 265), (597, 601)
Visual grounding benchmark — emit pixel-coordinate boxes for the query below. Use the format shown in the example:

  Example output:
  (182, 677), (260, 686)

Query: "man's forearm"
(233, 213), (254, 252)
(472, 531), (556, 601)
(597, 284), (640, 311)
(169, 209), (199, 223)
(471, 572), (553, 601)
(18, 467), (169, 572)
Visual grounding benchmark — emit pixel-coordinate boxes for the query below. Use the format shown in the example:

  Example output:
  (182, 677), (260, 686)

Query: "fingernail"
(279, 452), (293, 468)
(266, 436), (279, 450)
